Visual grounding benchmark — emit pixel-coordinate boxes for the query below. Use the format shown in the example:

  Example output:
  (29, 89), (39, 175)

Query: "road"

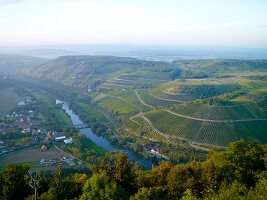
(149, 89), (186, 103)
(134, 90), (155, 108)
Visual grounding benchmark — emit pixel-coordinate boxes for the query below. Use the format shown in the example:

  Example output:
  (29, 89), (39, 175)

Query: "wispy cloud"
(0, 0), (23, 5)
(0, 0), (45, 6)
(185, 22), (247, 31)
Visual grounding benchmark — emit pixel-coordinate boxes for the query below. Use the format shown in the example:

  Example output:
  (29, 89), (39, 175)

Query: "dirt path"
(140, 112), (169, 139)
(103, 83), (134, 88)
(166, 109), (267, 123)
(139, 113), (212, 151)
(149, 88), (186, 103)
(134, 90), (155, 108)
(114, 78), (135, 82)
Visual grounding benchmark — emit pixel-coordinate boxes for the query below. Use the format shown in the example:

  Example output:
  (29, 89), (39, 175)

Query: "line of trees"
(0, 139), (266, 200)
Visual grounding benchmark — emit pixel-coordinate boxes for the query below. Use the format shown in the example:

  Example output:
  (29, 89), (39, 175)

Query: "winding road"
(149, 88), (186, 103)
(134, 90), (155, 109)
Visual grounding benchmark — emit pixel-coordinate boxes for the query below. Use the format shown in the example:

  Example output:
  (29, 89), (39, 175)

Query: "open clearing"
(0, 146), (67, 166)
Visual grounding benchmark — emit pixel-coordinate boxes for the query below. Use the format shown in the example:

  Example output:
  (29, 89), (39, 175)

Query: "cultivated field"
(0, 146), (67, 166)
(170, 101), (267, 120)
(144, 109), (267, 146)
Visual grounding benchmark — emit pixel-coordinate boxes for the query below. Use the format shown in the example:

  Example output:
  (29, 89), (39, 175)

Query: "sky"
(0, 0), (267, 47)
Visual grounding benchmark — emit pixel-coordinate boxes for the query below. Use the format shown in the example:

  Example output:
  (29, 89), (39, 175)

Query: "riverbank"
(61, 101), (153, 169)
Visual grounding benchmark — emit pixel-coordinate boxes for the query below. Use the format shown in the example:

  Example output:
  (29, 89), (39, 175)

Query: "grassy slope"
(76, 103), (109, 123)
(97, 95), (140, 115)
(31, 91), (72, 127)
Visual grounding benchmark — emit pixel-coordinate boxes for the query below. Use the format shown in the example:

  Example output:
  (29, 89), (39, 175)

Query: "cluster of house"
(46, 131), (73, 145)
(0, 97), (44, 155)
(2, 97), (41, 134)
(143, 145), (160, 154)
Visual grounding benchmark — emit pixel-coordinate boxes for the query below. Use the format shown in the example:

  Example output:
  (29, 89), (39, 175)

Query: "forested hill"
(0, 54), (47, 74)
(1, 54), (267, 88)
(0, 140), (266, 199)
(21, 55), (176, 86)
(174, 59), (267, 72)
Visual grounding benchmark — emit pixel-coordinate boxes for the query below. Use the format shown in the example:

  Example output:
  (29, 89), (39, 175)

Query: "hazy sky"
(0, 0), (267, 47)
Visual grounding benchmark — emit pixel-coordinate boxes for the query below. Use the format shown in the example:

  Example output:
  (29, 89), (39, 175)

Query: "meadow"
(0, 146), (67, 169)
(31, 91), (72, 127)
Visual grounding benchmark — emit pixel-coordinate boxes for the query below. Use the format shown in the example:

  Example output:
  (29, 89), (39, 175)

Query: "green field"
(0, 87), (21, 118)
(97, 95), (140, 115)
(120, 70), (170, 80)
(136, 89), (177, 107)
(76, 103), (109, 123)
(0, 146), (67, 168)
(31, 91), (72, 127)
(150, 86), (196, 102)
(106, 90), (152, 111)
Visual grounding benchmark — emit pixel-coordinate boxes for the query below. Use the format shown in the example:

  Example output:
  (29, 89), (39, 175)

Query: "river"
(59, 101), (152, 169)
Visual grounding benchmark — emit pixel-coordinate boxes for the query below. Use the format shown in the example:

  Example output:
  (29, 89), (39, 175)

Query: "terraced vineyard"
(119, 71), (170, 80)
(106, 90), (152, 112)
(136, 89), (180, 107)
(55, 57), (267, 148)
(145, 110), (203, 139)
(101, 73), (168, 89)
(94, 75), (267, 148)
(96, 95), (140, 115)
(170, 101), (267, 120)
(144, 109), (267, 146)
(150, 87), (197, 102)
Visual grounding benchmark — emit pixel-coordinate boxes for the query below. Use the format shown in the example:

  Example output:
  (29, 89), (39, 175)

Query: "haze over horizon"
(0, 0), (267, 48)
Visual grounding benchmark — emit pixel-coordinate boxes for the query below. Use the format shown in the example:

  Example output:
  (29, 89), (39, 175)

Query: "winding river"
(59, 101), (152, 169)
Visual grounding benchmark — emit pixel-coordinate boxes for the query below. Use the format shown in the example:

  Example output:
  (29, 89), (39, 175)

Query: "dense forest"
(0, 140), (266, 200)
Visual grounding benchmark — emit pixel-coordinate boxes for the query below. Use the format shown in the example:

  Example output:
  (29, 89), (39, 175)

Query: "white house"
(64, 138), (73, 144)
(151, 148), (160, 154)
(17, 101), (26, 107)
(55, 136), (66, 141)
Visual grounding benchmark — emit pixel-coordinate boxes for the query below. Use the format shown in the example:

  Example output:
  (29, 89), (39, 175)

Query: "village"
(0, 95), (80, 168)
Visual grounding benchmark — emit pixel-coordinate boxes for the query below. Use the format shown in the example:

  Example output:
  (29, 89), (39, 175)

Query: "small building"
(64, 138), (73, 144)
(41, 145), (48, 151)
(55, 136), (66, 141)
(17, 101), (26, 107)
(151, 148), (160, 154)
